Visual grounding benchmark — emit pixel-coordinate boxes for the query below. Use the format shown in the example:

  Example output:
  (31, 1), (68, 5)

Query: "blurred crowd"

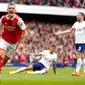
(25, 20), (75, 66)
(0, 0), (85, 8)
(0, 20), (75, 67)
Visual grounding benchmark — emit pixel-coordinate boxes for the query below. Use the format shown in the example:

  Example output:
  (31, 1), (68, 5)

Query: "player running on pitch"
(0, 3), (28, 72)
(55, 12), (85, 76)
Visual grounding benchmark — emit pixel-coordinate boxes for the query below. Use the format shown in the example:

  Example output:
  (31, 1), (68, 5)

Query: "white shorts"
(0, 38), (18, 58)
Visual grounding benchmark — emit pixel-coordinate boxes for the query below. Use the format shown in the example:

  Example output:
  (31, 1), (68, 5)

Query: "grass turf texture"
(0, 67), (85, 85)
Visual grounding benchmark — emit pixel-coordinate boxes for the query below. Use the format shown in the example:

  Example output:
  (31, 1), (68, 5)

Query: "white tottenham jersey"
(72, 21), (85, 43)
(38, 50), (57, 69)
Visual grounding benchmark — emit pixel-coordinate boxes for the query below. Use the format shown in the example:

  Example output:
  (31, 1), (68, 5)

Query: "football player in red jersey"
(0, 3), (28, 72)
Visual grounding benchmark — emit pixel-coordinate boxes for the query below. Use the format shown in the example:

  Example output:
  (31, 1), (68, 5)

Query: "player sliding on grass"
(9, 45), (57, 74)
(55, 12), (85, 76)
(0, 3), (28, 72)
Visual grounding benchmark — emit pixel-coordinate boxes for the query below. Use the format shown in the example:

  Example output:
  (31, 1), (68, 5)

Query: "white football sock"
(15, 67), (27, 73)
(82, 59), (85, 73)
(76, 58), (82, 73)
(32, 69), (46, 74)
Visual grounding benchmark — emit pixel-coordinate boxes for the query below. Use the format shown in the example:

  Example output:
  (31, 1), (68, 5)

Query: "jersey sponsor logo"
(4, 26), (16, 31)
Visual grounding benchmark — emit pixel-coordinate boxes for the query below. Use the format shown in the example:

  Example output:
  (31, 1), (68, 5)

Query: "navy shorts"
(75, 44), (85, 53)
(32, 62), (46, 71)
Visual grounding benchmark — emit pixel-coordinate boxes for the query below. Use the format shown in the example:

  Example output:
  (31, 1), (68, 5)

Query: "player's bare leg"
(3, 55), (10, 66)
(9, 64), (47, 74)
(0, 49), (5, 72)
(9, 64), (33, 74)
(72, 52), (82, 76)
(27, 68), (48, 74)
(81, 51), (85, 76)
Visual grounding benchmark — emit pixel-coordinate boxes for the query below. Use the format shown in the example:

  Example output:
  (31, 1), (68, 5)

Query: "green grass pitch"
(0, 67), (85, 85)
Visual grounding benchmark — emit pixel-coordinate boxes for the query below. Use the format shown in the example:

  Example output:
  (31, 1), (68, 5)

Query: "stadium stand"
(0, 2), (82, 67)
(0, 0), (85, 8)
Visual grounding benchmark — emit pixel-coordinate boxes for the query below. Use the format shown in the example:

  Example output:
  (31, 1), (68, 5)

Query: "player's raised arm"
(54, 28), (72, 35)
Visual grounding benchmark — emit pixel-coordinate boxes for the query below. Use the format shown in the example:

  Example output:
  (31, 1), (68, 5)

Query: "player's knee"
(27, 65), (34, 70)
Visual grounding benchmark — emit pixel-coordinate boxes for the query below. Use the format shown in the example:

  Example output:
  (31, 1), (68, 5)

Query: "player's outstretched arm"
(54, 28), (72, 35)
(29, 53), (42, 57)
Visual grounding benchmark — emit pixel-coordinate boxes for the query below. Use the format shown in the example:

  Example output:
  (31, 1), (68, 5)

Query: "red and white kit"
(0, 14), (26, 57)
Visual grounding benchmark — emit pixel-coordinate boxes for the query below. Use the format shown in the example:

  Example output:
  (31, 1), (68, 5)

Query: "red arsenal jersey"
(0, 14), (26, 44)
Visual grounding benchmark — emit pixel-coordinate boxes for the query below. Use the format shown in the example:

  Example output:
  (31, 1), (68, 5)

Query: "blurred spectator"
(0, 0), (85, 8)
(23, 21), (74, 65)
(23, 0), (33, 5)
(0, 18), (74, 65)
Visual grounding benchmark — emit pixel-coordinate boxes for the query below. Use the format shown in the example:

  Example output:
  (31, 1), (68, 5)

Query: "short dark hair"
(8, 3), (15, 7)
(78, 12), (85, 17)
(51, 44), (56, 48)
